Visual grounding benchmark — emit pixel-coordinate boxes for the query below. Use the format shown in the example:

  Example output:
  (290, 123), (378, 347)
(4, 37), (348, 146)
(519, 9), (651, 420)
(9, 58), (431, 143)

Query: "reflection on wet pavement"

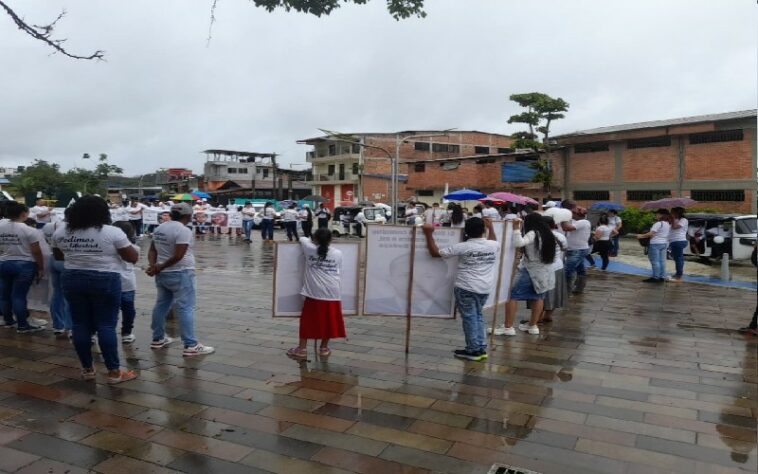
(0, 232), (755, 474)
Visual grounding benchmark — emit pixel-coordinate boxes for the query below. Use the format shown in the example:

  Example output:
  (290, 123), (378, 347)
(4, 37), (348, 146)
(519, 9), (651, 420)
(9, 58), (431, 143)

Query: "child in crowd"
(422, 217), (499, 361)
(288, 228), (345, 359)
(112, 221), (140, 344)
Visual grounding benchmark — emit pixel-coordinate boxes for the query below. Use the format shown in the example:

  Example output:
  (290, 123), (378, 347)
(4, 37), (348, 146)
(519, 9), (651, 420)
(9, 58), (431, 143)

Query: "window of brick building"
(627, 136), (672, 149)
(417, 190), (434, 197)
(327, 165), (335, 176)
(448, 144), (460, 153)
(497, 147), (513, 154)
(689, 130), (743, 145)
(573, 190), (610, 200)
(574, 143), (610, 153)
(414, 163), (426, 172)
(432, 143), (460, 153)
(475, 146), (490, 154)
(351, 144), (361, 153)
(691, 190), (745, 201)
(414, 142), (430, 151)
(476, 158), (496, 164)
(626, 190), (671, 201)
(440, 161), (460, 170)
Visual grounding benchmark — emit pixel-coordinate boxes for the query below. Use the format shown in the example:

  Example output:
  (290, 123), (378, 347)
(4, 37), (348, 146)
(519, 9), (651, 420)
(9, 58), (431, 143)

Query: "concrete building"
(201, 149), (310, 201)
(298, 131), (513, 208)
(552, 109), (757, 213)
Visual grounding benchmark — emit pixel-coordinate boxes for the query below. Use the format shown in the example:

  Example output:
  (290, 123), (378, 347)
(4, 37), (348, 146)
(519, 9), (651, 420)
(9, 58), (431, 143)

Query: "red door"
(321, 185), (335, 211)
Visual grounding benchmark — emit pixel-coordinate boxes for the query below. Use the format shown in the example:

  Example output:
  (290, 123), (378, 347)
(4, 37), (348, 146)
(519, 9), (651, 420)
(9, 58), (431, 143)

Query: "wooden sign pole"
(405, 226), (417, 354)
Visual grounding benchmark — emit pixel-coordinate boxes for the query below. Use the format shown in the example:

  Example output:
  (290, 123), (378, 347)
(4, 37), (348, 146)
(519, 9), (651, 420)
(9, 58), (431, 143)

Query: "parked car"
(330, 206), (386, 237)
(684, 213), (757, 261)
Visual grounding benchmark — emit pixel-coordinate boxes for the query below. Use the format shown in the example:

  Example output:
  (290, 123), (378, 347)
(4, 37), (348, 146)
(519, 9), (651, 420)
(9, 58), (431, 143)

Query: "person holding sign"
(501, 213), (557, 336)
(287, 228), (346, 359)
(422, 218), (499, 362)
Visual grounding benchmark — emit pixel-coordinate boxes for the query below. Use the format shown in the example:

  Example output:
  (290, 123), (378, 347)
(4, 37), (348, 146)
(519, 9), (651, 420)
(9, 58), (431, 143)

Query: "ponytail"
(312, 228), (332, 261)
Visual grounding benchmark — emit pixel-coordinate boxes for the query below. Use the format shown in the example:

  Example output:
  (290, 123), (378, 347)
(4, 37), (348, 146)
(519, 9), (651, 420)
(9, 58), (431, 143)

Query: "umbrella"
(486, 192), (538, 206)
(641, 197), (697, 210)
(443, 188), (487, 201)
(303, 195), (327, 203)
(191, 191), (211, 199)
(171, 193), (195, 201)
(590, 201), (625, 211)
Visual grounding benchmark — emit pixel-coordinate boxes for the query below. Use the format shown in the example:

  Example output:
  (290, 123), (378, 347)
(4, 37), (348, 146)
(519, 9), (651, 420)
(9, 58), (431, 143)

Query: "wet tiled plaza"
(0, 233), (756, 474)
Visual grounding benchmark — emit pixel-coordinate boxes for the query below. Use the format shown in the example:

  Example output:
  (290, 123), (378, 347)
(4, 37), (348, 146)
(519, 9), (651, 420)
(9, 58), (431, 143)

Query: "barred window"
(574, 143), (610, 153)
(573, 190), (610, 200)
(476, 158), (496, 164)
(413, 163), (426, 172)
(417, 190), (434, 197)
(414, 142), (430, 151)
(627, 136), (671, 149)
(691, 190), (745, 201)
(474, 146), (490, 154)
(626, 190), (671, 201)
(497, 147), (514, 154)
(689, 130), (743, 145)
(432, 143), (460, 153)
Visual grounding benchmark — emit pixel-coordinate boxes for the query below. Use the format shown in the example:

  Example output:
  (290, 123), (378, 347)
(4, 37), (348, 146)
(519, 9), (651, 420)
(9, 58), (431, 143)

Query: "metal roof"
(555, 109), (757, 138)
(297, 130), (512, 144)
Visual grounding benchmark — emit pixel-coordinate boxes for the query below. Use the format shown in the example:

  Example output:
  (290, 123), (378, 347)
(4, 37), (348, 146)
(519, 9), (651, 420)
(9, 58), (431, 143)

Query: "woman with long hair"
(500, 213), (556, 336)
(287, 228), (346, 359)
(300, 204), (314, 238)
(668, 207), (688, 281)
(0, 202), (47, 333)
(450, 204), (465, 228)
(636, 209), (671, 283)
(592, 214), (616, 270)
(52, 196), (139, 383)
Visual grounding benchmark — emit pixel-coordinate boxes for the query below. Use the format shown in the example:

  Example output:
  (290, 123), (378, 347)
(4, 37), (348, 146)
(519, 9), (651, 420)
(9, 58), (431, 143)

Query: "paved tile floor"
(0, 233), (756, 474)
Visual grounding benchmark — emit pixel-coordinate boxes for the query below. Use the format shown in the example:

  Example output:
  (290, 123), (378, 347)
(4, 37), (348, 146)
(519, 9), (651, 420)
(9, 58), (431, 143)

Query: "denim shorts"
(510, 268), (545, 301)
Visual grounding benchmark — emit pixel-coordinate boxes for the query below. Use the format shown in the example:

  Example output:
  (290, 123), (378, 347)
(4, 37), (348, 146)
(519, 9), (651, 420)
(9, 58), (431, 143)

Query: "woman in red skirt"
(287, 228), (346, 359)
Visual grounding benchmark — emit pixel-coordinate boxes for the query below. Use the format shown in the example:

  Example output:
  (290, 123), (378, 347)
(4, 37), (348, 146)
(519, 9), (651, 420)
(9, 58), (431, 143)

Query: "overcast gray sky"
(1, 0), (755, 175)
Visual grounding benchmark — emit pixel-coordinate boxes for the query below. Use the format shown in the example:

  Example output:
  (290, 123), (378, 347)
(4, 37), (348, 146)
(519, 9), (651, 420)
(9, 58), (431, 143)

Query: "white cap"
(544, 201), (557, 208)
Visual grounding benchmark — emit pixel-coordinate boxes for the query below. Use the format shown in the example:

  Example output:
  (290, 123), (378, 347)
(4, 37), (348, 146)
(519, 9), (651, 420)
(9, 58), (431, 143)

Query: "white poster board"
(411, 228), (462, 318)
(484, 220), (518, 309)
(272, 242), (360, 317)
(363, 225), (414, 316)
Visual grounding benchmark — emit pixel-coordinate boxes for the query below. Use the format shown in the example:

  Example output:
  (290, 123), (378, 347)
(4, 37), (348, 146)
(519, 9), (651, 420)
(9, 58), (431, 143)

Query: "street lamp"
(318, 129), (456, 223)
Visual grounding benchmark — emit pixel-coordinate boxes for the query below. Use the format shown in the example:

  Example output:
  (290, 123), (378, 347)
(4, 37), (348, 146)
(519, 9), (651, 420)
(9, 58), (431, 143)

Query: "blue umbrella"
(191, 191), (211, 199)
(590, 201), (624, 211)
(443, 188), (487, 201)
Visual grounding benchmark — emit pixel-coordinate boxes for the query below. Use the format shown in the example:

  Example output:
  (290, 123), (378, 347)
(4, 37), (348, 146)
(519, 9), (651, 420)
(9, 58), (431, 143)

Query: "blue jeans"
(242, 220), (254, 240)
(62, 270), (121, 370)
(564, 249), (589, 281)
(648, 243), (668, 279)
(284, 221), (297, 241)
(151, 270), (197, 348)
(454, 287), (488, 353)
(0, 260), (37, 328)
(261, 219), (274, 240)
(48, 256), (71, 330)
(121, 291), (136, 335)
(611, 235), (620, 256)
(669, 241), (687, 278)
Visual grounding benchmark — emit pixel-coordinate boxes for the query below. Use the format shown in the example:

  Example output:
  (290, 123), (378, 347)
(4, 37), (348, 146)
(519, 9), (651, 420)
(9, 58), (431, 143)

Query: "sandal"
(287, 347), (308, 359)
(107, 369), (137, 384)
(318, 347), (332, 357)
(81, 368), (96, 380)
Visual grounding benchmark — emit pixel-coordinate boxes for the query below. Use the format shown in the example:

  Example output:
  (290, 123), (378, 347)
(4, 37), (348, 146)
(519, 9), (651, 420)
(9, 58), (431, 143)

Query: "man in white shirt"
(282, 204), (299, 241)
(354, 210), (366, 238)
(561, 205), (592, 294)
(607, 209), (623, 257)
(30, 198), (51, 229)
(127, 200), (147, 237)
(405, 205), (418, 226)
(423, 203), (445, 226)
(147, 203), (214, 357)
(481, 200), (500, 220)
(421, 217), (499, 362)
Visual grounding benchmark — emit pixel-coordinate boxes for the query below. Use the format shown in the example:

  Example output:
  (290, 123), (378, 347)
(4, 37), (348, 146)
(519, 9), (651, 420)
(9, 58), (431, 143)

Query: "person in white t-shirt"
(424, 203), (445, 226)
(127, 200), (147, 237)
(636, 208), (671, 283)
(561, 204), (592, 294)
(30, 198), (51, 229)
(260, 202), (276, 242)
(354, 210), (366, 238)
(481, 201), (500, 220)
(241, 202), (256, 242)
(147, 203), (214, 357)
(422, 217), (499, 362)
(52, 196), (139, 384)
(283, 203), (299, 241)
(111, 221), (140, 344)
(592, 214), (617, 271)
(607, 209), (623, 257)
(299, 205), (314, 238)
(287, 228), (346, 359)
(668, 207), (689, 281)
(0, 202), (47, 333)
(405, 204), (418, 226)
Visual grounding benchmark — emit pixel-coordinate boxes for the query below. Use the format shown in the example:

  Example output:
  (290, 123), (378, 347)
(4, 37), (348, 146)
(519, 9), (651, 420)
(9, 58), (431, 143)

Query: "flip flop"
(107, 369), (137, 384)
(318, 347), (332, 357)
(287, 347), (307, 359)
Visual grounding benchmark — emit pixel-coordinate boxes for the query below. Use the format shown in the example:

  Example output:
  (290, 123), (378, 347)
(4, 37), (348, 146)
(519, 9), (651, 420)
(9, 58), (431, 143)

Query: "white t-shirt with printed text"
(0, 220), (42, 262)
(299, 237), (342, 301)
(52, 225), (131, 273)
(439, 238), (500, 295)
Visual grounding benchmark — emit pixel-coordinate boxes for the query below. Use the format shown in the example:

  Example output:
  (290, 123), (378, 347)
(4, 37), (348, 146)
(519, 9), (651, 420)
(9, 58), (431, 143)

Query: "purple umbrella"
(641, 197), (697, 210)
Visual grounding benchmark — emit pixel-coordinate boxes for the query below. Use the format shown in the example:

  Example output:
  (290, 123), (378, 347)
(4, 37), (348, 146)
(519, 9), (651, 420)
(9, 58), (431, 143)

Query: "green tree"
(507, 92), (569, 192)
(9, 159), (64, 197)
(94, 153), (123, 180)
(63, 168), (104, 195)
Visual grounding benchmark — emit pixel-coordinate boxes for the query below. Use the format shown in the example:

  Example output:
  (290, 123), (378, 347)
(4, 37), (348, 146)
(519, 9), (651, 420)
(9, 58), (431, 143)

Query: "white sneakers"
(518, 323), (540, 335)
(122, 333), (136, 344)
(489, 325), (517, 336)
